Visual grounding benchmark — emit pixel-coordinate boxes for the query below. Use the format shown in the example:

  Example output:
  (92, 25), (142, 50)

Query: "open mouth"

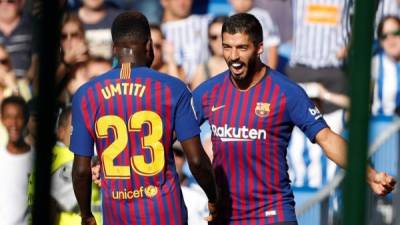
(230, 62), (245, 75)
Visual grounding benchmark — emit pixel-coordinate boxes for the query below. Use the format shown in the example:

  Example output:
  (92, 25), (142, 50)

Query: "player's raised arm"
(315, 127), (396, 196)
(72, 155), (97, 225)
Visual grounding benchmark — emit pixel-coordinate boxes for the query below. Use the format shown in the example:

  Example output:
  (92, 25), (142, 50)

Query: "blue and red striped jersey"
(70, 65), (200, 225)
(193, 68), (328, 225)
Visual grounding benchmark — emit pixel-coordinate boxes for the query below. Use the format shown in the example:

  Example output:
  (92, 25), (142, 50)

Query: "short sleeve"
(192, 87), (207, 125)
(174, 87), (201, 141)
(70, 90), (94, 156)
(287, 86), (328, 143)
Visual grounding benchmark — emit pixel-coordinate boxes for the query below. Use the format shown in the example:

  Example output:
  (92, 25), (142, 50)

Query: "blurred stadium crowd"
(0, 0), (399, 225)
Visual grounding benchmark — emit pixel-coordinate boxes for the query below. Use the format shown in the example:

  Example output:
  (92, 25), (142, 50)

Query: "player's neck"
(232, 62), (267, 91)
(119, 58), (147, 67)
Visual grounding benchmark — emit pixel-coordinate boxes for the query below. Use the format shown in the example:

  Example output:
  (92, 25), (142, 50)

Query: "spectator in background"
(60, 57), (111, 106)
(57, 13), (112, 107)
(0, 44), (31, 149)
(284, 0), (352, 189)
(26, 106), (103, 225)
(51, 107), (78, 224)
(68, 57), (111, 93)
(229, 0), (280, 69)
(253, 0), (293, 43)
(0, 44), (31, 103)
(372, 16), (400, 116)
(150, 24), (186, 81)
(205, 16), (229, 77)
(77, 0), (121, 59)
(375, 0), (400, 30)
(192, 16), (228, 92)
(52, 106), (102, 225)
(60, 13), (89, 66)
(0, 44), (19, 101)
(161, 0), (210, 88)
(285, 0), (351, 119)
(57, 13), (90, 106)
(0, 96), (33, 225)
(0, 0), (37, 82)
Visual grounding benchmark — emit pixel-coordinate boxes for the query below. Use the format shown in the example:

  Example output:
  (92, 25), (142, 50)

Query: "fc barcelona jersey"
(70, 65), (200, 225)
(193, 68), (328, 224)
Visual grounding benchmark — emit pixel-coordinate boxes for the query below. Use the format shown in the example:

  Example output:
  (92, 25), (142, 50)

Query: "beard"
(229, 54), (257, 82)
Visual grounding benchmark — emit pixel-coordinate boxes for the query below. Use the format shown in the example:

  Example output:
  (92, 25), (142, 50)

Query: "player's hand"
(204, 201), (218, 222)
(368, 171), (396, 196)
(81, 216), (97, 225)
(91, 164), (101, 187)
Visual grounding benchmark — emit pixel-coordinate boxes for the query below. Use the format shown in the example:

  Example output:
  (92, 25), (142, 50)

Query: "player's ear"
(146, 39), (155, 67)
(146, 39), (153, 52)
(257, 42), (264, 56)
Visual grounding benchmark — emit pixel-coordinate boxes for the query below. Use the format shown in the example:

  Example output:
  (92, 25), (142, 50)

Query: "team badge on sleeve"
(255, 102), (270, 117)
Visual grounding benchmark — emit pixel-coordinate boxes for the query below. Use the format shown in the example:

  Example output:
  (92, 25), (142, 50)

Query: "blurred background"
(0, 0), (399, 225)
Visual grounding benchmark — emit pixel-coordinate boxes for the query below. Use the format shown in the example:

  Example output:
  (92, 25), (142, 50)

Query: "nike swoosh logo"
(211, 105), (225, 112)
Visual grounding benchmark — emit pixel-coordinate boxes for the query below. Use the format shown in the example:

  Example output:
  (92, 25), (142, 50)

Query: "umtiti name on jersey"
(101, 82), (146, 99)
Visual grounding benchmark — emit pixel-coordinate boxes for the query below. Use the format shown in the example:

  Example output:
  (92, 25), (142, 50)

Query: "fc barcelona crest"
(255, 102), (270, 117)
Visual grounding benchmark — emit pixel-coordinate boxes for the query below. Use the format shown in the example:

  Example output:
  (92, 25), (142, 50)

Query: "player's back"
(71, 65), (200, 225)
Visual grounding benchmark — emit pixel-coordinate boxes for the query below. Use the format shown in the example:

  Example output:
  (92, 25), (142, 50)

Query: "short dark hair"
(111, 11), (151, 44)
(222, 13), (263, 46)
(1, 95), (29, 122)
(377, 15), (400, 40)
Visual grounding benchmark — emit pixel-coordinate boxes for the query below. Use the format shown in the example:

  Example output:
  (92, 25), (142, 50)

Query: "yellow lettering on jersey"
(110, 84), (122, 96)
(134, 83), (142, 96)
(101, 82), (146, 99)
(101, 87), (111, 99)
(121, 82), (130, 95)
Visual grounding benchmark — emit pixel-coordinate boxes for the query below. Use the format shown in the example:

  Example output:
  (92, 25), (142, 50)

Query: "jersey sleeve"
(287, 85), (328, 143)
(192, 87), (207, 125)
(70, 89), (95, 156)
(174, 87), (201, 141)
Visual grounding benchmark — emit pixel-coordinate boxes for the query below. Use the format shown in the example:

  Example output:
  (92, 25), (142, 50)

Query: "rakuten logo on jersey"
(211, 124), (267, 142)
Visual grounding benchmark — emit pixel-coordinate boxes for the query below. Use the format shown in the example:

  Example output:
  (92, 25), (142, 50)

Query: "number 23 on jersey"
(95, 111), (165, 179)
